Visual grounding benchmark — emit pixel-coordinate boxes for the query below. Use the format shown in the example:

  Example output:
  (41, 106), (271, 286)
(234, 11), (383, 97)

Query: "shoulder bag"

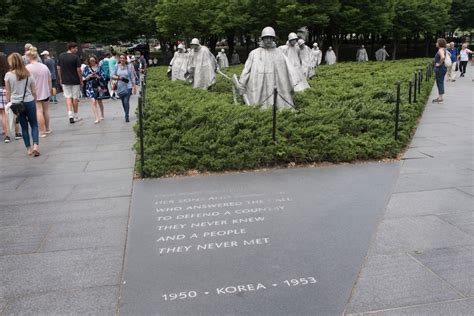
(10, 77), (28, 116)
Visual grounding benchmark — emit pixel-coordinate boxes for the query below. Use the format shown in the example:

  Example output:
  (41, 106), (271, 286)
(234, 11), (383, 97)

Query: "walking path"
(0, 95), (136, 314)
(345, 66), (474, 315)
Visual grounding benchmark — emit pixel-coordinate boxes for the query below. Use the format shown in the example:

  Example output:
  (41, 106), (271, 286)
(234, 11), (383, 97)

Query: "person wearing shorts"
(41, 50), (58, 103)
(26, 47), (52, 137)
(58, 42), (83, 124)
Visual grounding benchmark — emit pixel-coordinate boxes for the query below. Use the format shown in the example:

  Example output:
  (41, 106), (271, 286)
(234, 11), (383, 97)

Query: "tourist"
(99, 53), (111, 91)
(26, 47), (52, 137)
(325, 47), (337, 65)
(0, 54), (10, 142)
(82, 55), (106, 123)
(239, 26), (298, 109)
(168, 44), (189, 81)
(4, 53), (40, 156)
(216, 49), (229, 70)
(108, 53), (118, 99)
(187, 38), (218, 89)
(279, 32), (309, 91)
(446, 42), (458, 82)
(458, 43), (473, 77)
(432, 38), (447, 103)
(41, 50), (58, 103)
(375, 45), (390, 61)
(23, 43), (42, 65)
(111, 53), (137, 122)
(57, 42), (82, 123)
(356, 45), (369, 62)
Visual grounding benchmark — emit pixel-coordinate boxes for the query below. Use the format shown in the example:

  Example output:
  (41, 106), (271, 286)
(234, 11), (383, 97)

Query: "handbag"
(96, 82), (111, 100)
(10, 77), (28, 116)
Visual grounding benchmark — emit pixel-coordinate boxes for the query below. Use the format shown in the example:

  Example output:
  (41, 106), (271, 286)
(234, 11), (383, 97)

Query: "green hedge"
(135, 59), (434, 177)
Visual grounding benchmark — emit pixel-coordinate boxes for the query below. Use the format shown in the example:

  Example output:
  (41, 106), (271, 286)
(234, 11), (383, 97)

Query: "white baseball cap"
(40, 50), (49, 56)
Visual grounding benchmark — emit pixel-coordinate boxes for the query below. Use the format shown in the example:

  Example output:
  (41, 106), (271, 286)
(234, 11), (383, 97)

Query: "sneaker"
(45, 129), (53, 134)
(74, 116), (83, 122)
(40, 134), (47, 138)
(15, 133), (22, 140)
(69, 117), (75, 124)
(4, 136), (10, 143)
(125, 116), (130, 123)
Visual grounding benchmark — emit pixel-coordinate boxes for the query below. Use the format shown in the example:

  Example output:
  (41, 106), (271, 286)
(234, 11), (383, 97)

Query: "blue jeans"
(434, 67), (446, 95)
(119, 88), (132, 119)
(18, 100), (39, 148)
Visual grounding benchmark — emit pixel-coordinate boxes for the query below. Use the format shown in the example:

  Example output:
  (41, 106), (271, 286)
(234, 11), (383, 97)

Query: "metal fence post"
(413, 72), (417, 103)
(418, 70), (422, 94)
(272, 88), (277, 142)
(408, 80), (412, 104)
(138, 95), (145, 178)
(395, 81), (401, 140)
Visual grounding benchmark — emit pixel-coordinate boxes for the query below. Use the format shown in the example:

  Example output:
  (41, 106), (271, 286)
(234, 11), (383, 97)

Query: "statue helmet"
(313, 43), (318, 47)
(190, 38), (200, 46)
(177, 43), (185, 49)
(261, 26), (276, 38)
(221, 49), (225, 52)
(288, 32), (298, 41)
(298, 39), (305, 46)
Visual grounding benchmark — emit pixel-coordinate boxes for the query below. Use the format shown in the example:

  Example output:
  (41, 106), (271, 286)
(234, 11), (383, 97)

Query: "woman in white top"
(458, 43), (473, 77)
(5, 53), (40, 156)
(26, 47), (52, 137)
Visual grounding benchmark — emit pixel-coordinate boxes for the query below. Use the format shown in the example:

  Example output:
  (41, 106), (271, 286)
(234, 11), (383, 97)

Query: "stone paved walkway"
(0, 94), (136, 314)
(345, 66), (474, 315)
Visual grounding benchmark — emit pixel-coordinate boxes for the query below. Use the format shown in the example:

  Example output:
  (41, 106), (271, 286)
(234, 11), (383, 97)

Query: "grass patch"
(135, 59), (434, 177)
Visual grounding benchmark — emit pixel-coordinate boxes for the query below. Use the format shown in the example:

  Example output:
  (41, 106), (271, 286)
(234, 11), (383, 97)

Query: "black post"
(395, 81), (401, 140)
(413, 72), (417, 103)
(426, 66), (429, 82)
(408, 80), (412, 104)
(418, 70), (422, 94)
(272, 88), (277, 141)
(138, 95), (145, 178)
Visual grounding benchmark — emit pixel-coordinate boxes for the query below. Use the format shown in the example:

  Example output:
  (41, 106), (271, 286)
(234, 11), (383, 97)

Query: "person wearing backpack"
(111, 53), (137, 122)
(432, 38), (448, 104)
(446, 42), (458, 82)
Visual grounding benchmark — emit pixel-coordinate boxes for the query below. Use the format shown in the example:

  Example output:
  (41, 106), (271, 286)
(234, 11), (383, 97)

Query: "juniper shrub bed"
(135, 59), (434, 177)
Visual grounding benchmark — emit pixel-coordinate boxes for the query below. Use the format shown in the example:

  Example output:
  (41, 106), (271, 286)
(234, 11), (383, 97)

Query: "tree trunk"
(209, 35), (217, 54)
(370, 33), (375, 59)
(226, 32), (235, 55)
(424, 33), (431, 57)
(392, 38), (399, 60)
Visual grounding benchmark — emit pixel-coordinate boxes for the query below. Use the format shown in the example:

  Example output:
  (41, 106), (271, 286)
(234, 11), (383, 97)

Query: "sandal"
(32, 149), (40, 157)
(432, 98), (442, 103)
(27, 148), (33, 156)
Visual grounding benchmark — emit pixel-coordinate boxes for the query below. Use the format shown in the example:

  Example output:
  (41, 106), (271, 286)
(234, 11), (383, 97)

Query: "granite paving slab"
(40, 217), (128, 252)
(2, 286), (118, 316)
(0, 247), (123, 298)
(0, 224), (50, 256)
(121, 163), (400, 315)
(371, 216), (474, 255)
(385, 188), (474, 218)
(0, 197), (131, 227)
(345, 254), (462, 314)
(412, 245), (474, 296)
(349, 298), (474, 316)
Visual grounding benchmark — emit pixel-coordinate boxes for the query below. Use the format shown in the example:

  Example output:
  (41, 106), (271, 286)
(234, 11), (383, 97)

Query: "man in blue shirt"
(447, 42), (458, 82)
